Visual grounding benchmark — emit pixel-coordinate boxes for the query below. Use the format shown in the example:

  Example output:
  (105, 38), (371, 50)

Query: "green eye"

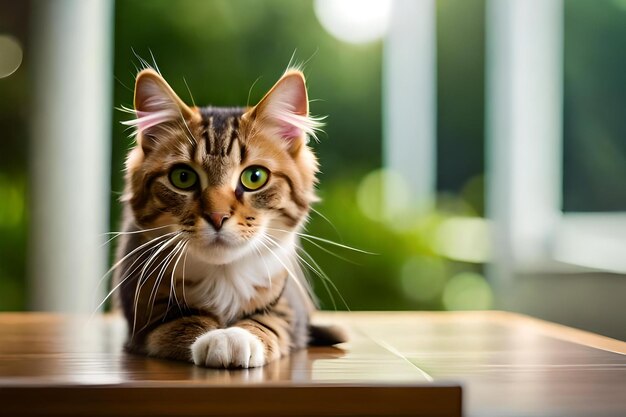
(240, 166), (269, 191)
(169, 165), (198, 190)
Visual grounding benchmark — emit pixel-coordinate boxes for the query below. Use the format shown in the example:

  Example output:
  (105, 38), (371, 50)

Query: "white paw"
(191, 327), (266, 368)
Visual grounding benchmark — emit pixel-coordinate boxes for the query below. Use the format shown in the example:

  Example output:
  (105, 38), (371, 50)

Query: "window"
(486, 0), (626, 275)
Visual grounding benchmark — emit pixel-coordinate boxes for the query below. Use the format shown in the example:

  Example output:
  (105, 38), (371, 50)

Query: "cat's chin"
(188, 238), (253, 266)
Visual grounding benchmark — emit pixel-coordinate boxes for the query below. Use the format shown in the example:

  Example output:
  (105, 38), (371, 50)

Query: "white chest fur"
(179, 237), (297, 323)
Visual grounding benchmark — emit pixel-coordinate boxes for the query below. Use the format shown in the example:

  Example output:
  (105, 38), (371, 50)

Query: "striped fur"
(114, 68), (345, 368)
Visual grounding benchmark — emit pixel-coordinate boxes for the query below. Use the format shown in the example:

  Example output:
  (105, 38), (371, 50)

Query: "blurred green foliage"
(0, 175), (27, 310)
(303, 174), (486, 310)
(111, 0), (383, 201)
(111, 0), (489, 312)
(0, 0), (29, 310)
(1, 0), (623, 311)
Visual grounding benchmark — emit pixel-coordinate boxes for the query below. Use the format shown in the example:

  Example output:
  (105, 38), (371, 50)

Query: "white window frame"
(486, 0), (626, 277)
(29, 0), (113, 312)
(383, 0), (626, 277)
(383, 0), (437, 214)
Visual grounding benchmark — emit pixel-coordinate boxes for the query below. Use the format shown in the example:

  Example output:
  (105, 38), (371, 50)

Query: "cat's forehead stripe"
(194, 136), (206, 166)
(199, 106), (245, 157)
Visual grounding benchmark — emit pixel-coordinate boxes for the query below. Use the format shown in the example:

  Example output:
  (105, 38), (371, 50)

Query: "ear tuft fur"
(253, 70), (325, 144)
(120, 69), (191, 136)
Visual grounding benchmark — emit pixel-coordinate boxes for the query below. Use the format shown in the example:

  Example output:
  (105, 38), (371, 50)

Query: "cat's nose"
(206, 212), (230, 231)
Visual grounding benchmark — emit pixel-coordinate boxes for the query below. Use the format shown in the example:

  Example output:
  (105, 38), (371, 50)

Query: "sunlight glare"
(314, 0), (393, 44)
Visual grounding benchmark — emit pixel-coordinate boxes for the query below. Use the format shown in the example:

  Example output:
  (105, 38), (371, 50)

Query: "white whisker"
(138, 239), (187, 333)
(181, 241), (190, 308)
(265, 235), (337, 310)
(165, 239), (188, 317)
(148, 49), (161, 75)
(256, 237), (311, 302)
(299, 247), (351, 311)
(266, 227), (375, 255)
(147, 239), (185, 321)
(132, 233), (182, 335)
(299, 235), (358, 265)
(309, 207), (342, 239)
(100, 224), (176, 247)
(179, 118), (197, 146)
(183, 77), (196, 107)
(90, 231), (178, 312)
(265, 234), (350, 311)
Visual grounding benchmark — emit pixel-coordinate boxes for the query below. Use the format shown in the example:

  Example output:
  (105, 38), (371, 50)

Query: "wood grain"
(0, 312), (460, 417)
(0, 311), (624, 417)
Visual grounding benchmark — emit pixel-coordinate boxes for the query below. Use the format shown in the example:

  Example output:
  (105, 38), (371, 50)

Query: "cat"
(113, 67), (346, 368)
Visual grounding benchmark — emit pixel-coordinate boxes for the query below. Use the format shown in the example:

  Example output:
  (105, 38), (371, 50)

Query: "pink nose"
(206, 212), (230, 231)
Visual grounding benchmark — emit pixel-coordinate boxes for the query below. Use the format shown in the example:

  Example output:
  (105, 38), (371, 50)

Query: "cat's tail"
(308, 323), (349, 346)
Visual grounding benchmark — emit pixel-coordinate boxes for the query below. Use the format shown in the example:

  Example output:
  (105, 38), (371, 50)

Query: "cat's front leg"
(144, 315), (220, 362)
(191, 311), (292, 369)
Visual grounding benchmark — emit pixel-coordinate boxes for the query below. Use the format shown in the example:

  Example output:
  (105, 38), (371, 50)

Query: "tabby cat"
(113, 67), (346, 368)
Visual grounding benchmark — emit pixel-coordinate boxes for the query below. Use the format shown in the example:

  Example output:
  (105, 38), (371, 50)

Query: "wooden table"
(0, 312), (624, 417)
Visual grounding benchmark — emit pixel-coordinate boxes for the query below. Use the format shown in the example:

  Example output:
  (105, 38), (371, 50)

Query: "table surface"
(0, 311), (624, 417)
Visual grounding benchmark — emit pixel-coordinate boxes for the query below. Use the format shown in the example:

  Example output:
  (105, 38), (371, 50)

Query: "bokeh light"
(442, 272), (493, 310)
(400, 256), (447, 302)
(356, 169), (411, 222)
(434, 217), (490, 263)
(0, 35), (23, 79)
(314, 0), (392, 44)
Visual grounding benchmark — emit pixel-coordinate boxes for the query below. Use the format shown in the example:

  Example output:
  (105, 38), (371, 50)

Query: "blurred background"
(0, 0), (624, 340)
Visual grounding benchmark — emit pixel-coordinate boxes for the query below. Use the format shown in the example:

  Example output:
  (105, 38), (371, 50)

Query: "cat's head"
(122, 69), (322, 265)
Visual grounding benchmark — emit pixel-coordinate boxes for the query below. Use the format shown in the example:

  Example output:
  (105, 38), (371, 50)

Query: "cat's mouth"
(189, 231), (255, 265)
(210, 235), (230, 246)
(201, 230), (250, 250)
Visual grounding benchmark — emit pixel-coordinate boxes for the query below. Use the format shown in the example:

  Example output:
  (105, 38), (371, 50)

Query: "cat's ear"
(126, 69), (194, 149)
(134, 68), (193, 122)
(249, 70), (322, 154)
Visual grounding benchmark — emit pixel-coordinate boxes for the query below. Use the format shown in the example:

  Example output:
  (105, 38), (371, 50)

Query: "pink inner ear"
(273, 107), (305, 139)
(260, 73), (315, 141)
(265, 101), (323, 141)
(280, 124), (303, 140)
(127, 76), (182, 133)
(121, 109), (178, 133)
(136, 110), (177, 131)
